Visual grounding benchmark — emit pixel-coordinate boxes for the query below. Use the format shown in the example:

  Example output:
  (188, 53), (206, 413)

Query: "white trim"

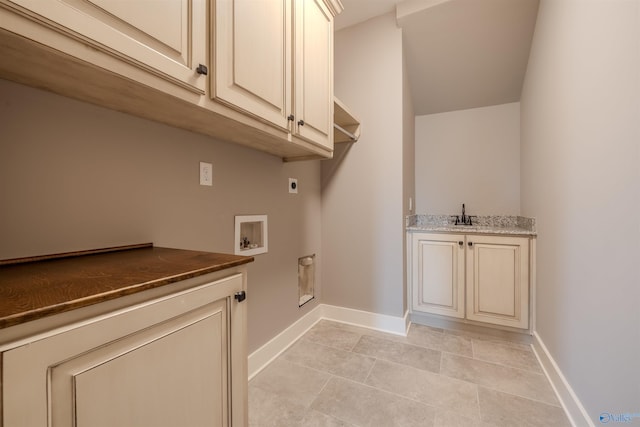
(247, 304), (407, 379)
(321, 304), (409, 336)
(248, 305), (323, 380)
(531, 331), (594, 427)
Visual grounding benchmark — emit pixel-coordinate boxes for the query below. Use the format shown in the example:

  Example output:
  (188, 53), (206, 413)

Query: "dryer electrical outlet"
(289, 178), (298, 194)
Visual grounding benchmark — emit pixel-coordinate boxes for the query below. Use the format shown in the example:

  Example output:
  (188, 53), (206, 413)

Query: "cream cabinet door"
(4, 0), (207, 92)
(411, 233), (465, 318)
(2, 274), (246, 427)
(466, 235), (529, 329)
(293, 0), (334, 149)
(213, 0), (292, 131)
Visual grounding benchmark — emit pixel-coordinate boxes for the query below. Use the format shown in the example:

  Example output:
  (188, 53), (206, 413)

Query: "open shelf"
(334, 97), (361, 143)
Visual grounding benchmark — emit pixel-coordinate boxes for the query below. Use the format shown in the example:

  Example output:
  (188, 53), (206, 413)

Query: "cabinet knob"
(298, 120), (305, 126)
(458, 241), (463, 246)
(196, 64), (208, 75)
(468, 242), (473, 247)
(234, 291), (246, 302)
(288, 115), (295, 122)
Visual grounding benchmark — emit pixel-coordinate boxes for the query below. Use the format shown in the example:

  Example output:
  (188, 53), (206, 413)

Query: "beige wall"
(415, 102), (521, 215)
(0, 79), (322, 353)
(321, 13), (407, 318)
(520, 0), (639, 422)
(402, 44), (416, 313)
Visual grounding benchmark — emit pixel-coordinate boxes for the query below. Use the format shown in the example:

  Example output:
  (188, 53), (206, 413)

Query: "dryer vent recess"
(298, 254), (315, 307)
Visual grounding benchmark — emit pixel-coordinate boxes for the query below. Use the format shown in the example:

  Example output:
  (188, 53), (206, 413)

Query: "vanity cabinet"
(213, 0), (335, 150)
(410, 232), (530, 330)
(1, 0), (207, 93)
(0, 247), (251, 427)
(411, 233), (466, 319)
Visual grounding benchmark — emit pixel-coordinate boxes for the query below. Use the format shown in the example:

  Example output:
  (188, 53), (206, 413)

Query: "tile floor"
(249, 320), (571, 427)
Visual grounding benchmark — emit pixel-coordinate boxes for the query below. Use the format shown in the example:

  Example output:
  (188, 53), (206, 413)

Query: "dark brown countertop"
(0, 244), (254, 329)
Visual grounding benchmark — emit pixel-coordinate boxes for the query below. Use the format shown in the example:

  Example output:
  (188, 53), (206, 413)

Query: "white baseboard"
(321, 304), (409, 336)
(248, 304), (407, 379)
(531, 331), (594, 427)
(248, 305), (324, 380)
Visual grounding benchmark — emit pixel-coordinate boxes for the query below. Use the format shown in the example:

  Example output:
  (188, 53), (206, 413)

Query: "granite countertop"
(0, 243), (254, 329)
(406, 214), (537, 236)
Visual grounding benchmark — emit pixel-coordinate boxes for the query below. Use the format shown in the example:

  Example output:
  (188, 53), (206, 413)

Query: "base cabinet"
(410, 232), (530, 330)
(1, 272), (247, 427)
(411, 234), (465, 319)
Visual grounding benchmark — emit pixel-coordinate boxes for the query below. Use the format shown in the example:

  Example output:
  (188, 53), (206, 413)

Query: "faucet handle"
(450, 215), (460, 225)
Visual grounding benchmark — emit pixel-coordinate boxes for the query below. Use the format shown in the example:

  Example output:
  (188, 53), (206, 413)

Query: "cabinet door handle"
(196, 64), (208, 75)
(298, 120), (305, 126)
(288, 115), (295, 122)
(468, 242), (473, 247)
(458, 241), (463, 246)
(234, 291), (246, 302)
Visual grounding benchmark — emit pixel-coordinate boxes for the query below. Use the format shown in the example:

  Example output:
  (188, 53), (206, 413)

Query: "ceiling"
(335, 0), (540, 116)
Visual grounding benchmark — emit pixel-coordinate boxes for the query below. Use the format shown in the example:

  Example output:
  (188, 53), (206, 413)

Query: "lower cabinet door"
(2, 274), (245, 427)
(466, 235), (529, 329)
(412, 233), (465, 318)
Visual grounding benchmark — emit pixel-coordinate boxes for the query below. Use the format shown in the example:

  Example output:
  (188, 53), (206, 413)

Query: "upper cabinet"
(293, 0), (334, 150)
(3, 0), (207, 93)
(0, 0), (346, 160)
(213, 0), (292, 131)
(213, 0), (335, 150)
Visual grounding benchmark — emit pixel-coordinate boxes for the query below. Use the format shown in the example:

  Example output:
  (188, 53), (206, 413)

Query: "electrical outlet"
(200, 162), (212, 186)
(289, 178), (298, 194)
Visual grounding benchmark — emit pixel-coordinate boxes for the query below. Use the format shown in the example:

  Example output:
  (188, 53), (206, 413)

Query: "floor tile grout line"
(477, 384), (564, 409)
(352, 348), (444, 375)
(299, 335), (365, 355)
(330, 373), (444, 417)
(439, 354), (560, 406)
(368, 356), (485, 401)
(307, 374), (367, 427)
(475, 383), (483, 423)
(442, 351), (551, 378)
(470, 355), (545, 374)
